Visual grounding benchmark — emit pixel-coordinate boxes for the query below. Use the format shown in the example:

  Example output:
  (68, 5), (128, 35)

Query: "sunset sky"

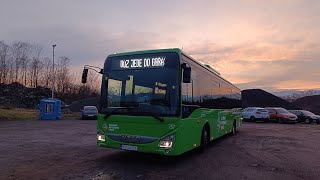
(1, 0), (320, 92)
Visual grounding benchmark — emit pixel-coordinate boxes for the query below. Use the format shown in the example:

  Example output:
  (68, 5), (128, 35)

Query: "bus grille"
(106, 133), (159, 144)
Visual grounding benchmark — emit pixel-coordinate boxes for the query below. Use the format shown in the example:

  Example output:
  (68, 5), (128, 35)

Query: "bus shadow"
(94, 134), (240, 179)
(95, 133), (232, 174)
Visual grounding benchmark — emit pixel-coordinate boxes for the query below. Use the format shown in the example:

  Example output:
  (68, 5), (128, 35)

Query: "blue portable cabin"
(39, 99), (61, 120)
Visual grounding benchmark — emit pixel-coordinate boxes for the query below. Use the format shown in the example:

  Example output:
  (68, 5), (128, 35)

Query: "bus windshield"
(101, 52), (180, 117)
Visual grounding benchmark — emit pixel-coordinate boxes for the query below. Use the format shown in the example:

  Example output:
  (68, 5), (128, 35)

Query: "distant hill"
(291, 95), (320, 115)
(271, 89), (320, 102)
(242, 89), (320, 115)
(242, 89), (294, 109)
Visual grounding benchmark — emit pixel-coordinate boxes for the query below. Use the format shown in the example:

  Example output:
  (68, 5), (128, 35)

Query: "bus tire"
(199, 126), (209, 153)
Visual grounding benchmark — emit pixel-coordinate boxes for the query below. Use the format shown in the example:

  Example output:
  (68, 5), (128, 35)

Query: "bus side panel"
(206, 109), (240, 139)
(176, 109), (236, 154)
(174, 109), (214, 154)
(175, 117), (202, 154)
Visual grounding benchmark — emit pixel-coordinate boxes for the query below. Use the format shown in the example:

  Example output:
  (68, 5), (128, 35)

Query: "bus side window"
(182, 79), (193, 104)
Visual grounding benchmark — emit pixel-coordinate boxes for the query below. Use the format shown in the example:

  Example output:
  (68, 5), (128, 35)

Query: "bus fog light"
(159, 134), (175, 148)
(97, 134), (105, 142)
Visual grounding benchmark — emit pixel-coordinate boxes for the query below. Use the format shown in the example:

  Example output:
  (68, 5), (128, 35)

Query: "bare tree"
(1, 40), (101, 104)
(11, 42), (21, 82)
(0, 41), (10, 83)
(20, 43), (31, 86)
(7, 56), (15, 84)
(29, 44), (43, 87)
(11, 42), (31, 85)
(38, 57), (51, 88)
(87, 70), (101, 94)
(55, 56), (71, 94)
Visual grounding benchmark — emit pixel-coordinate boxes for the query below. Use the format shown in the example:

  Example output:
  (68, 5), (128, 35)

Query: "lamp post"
(52, 44), (56, 99)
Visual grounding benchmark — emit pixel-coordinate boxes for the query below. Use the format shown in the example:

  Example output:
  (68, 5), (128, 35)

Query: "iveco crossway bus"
(82, 48), (242, 156)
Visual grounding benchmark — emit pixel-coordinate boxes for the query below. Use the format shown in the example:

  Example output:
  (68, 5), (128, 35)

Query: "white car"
(242, 107), (270, 122)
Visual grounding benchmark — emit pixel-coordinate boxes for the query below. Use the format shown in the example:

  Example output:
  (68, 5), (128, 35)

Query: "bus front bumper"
(97, 134), (182, 156)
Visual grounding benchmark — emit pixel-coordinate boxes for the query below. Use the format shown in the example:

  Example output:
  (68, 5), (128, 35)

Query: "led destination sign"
(106, 52), (179, 71)
(114, 56), (166, 70)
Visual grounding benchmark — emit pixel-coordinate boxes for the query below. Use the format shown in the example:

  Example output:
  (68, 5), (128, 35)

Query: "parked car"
(242, 107), (270, 122)
(289, 110), (320, 124)
(80, 106), (98, 120)
(265, 107), (297, 123)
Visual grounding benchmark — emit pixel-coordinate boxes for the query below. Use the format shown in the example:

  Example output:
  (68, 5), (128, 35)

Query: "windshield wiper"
(104, 108), (116, 120)
(103, 107), (135, 120)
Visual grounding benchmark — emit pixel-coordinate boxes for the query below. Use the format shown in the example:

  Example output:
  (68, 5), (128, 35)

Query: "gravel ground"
(0, 120), (319, 180)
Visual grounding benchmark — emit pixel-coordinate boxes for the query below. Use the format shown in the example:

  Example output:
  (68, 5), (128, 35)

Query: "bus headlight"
(159, 134), (175, 148)
(97, 134), (105, 142)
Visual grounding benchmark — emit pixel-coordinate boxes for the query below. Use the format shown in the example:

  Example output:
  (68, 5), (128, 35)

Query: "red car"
(265, 107), (298, 123)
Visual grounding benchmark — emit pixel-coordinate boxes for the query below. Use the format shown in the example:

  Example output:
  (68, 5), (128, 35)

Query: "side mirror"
(82, 68), (88, 83)
(182, 63), (191, 83)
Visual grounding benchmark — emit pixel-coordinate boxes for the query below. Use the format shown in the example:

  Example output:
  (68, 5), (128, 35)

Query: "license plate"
(120, 145), (138, 151)
(88, 115), (94, 117)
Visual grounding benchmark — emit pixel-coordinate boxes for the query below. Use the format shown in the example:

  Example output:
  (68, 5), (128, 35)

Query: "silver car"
(80, 106), (98, 120)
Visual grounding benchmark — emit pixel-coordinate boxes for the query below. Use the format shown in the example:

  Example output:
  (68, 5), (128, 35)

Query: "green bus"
(83, 48), (242, 156)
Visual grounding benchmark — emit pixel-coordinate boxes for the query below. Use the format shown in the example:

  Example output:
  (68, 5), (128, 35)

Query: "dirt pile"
(242, 89), (294, 109)
(0, 82), (51, 109)
(291, 95), (320, 115)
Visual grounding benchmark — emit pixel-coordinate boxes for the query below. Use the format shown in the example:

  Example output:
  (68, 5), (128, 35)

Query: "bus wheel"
(232, 121), (237, 135)
(200, 127), (209, 153)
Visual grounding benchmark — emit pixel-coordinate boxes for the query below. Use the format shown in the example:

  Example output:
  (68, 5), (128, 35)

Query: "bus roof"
(107, 48), (221, 74)
(106, 48), (240, 91)
(107, 48), (182, 58)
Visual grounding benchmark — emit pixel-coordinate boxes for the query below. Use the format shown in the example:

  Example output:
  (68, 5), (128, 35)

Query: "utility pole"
(52, 44), (56, 99)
